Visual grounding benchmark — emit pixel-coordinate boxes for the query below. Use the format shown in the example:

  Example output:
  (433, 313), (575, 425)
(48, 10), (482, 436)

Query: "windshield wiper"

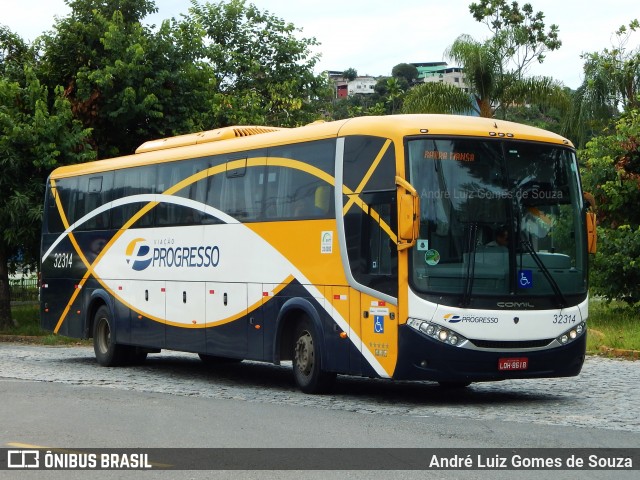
(519, 236), (567, 308)
(460, 223), (478, 308)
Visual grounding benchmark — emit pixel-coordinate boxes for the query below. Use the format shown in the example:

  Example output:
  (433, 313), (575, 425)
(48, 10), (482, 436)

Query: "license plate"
(498, 357), (529, 371)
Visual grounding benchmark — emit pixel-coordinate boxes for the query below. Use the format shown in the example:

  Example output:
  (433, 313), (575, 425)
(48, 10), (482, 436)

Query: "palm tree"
(403, 34), (569, 119)
(385, 77), (404, 114)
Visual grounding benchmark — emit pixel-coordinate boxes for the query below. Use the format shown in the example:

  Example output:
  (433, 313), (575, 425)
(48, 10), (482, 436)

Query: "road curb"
(0, 335), (46, 344)
(598, 346), (640, 359)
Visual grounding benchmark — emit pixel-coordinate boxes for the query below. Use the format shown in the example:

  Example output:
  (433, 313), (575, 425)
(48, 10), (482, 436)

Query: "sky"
(2, 0), (639, 90)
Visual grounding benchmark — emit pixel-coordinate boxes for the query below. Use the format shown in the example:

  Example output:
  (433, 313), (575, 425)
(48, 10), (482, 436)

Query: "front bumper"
(393, 324), (586, 382)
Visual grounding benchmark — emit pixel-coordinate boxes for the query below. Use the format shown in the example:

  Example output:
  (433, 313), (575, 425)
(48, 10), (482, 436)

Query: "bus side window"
(157, 159), (207, 226)
(45, 187), (65, 234)
(219, 157), (265, 222)
(53, 177), (78, 230)
(76, 174), (112, 230)
(266, 140), (335, 221)
(112, 166), (157, 229)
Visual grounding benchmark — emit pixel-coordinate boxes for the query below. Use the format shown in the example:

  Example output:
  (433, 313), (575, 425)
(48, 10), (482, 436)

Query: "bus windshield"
(407, 138), (587, 305)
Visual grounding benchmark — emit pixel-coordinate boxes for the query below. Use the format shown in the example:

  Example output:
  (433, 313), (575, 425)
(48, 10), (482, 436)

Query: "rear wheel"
(93, 305), (128, 366)
(292, 318), (335, 393)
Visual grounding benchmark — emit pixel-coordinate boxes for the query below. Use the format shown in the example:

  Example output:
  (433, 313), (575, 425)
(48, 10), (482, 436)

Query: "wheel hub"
(294, 331), (314, 376)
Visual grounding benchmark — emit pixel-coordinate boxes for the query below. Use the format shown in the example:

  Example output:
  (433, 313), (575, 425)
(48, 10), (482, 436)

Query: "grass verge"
(2, 303), (89, 345)
(587, 299), (640, 358)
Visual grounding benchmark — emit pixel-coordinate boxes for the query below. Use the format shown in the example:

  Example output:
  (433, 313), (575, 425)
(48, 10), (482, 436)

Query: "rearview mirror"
(586, 211), (597, 254)
(396, 177), (420, 250)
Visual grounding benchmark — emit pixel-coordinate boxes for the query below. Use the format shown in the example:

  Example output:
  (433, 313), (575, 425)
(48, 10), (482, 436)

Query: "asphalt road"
(0, 343), (638, 479)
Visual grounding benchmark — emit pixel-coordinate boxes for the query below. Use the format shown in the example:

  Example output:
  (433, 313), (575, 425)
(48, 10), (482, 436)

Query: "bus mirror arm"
(396, 176), (420, 251)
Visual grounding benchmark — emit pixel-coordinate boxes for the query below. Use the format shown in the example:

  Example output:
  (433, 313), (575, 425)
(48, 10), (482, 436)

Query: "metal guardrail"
(9, 277), (39, 303)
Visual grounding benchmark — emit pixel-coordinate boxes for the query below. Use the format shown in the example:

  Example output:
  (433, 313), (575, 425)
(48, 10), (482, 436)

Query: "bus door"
(205, 282), (248, 358)
(165, 281), (206, 352)
(128, 280), (166, 348)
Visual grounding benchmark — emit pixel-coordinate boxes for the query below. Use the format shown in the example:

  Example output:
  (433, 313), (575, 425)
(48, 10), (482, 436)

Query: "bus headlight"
(407, 318), (467, 347)
(556, 322), (586, 345)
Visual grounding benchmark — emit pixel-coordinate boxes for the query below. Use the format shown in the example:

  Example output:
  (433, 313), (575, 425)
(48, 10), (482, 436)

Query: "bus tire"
(93, 305), (127, 367)
(292, 318), (336, 393)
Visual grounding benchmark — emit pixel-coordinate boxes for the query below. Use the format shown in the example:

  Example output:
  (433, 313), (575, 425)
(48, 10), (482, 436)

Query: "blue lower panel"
(40, 279), (85, 338)
(166, 323), (205, 353)
(130, 315), (165, 349)
(393, 325), (586, 382)
(206, 319), (248, 359)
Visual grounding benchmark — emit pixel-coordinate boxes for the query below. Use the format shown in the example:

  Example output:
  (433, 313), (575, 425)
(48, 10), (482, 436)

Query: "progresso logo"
(125, 238), (152, 271)
(443, 313), (461, 323)
(443, 313), (499, 324)
(125, 238), (220, 271)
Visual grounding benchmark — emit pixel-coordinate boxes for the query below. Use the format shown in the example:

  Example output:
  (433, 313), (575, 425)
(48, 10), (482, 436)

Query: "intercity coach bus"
(40, 114), (596, 393)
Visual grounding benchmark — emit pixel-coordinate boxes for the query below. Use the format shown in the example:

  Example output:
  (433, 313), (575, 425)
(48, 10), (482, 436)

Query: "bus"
(40, 114), (596, 393)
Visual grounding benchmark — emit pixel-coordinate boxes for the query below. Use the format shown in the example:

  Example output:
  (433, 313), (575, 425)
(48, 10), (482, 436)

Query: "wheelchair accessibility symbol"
(374, 315), (384, 334)
(519, 269), (533, 288)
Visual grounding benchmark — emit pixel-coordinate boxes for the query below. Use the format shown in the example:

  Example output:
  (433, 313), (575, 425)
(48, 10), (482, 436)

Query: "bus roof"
(49, 114), (574, 179)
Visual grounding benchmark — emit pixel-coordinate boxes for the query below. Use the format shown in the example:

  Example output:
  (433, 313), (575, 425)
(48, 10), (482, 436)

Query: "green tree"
(403, 2), (567, 119)
(0, 25), (31, 82)
(391, 63), (418, 85)
(188, 0), (331, 127)
(385, 77), (405, 114)
(343, 68), (358, 82)
(580, 104), (640, 305)
(564, 20), (640, 148)
(370, 76), (409, 115)
(37, 0), (215, 158)
(0, 70), (94, 329)
(469, 0), (561, 79)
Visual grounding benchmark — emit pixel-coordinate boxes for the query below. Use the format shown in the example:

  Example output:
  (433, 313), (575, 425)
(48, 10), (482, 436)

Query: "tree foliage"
(403, 33), (567, 118)
(0, 24), (32, 82)
(469, 0), (561, 78)
(563, 20), (640, 148)
(403, 2), (566, 118)
(403, 81), (475, 115)
(580, 104), (640, 305)
(343, 67), (357, 82)
(36, 0), (215, 158)
(0, 68), (94, 328)
(187, 0), (331, 127)
(0, 0), (332, 325)
(391, 63), (418, 85)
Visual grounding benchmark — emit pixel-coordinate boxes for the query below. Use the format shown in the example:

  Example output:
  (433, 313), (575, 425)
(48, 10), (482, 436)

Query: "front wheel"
(93, 305), (128, 366)
(292, 318), (335, 394)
